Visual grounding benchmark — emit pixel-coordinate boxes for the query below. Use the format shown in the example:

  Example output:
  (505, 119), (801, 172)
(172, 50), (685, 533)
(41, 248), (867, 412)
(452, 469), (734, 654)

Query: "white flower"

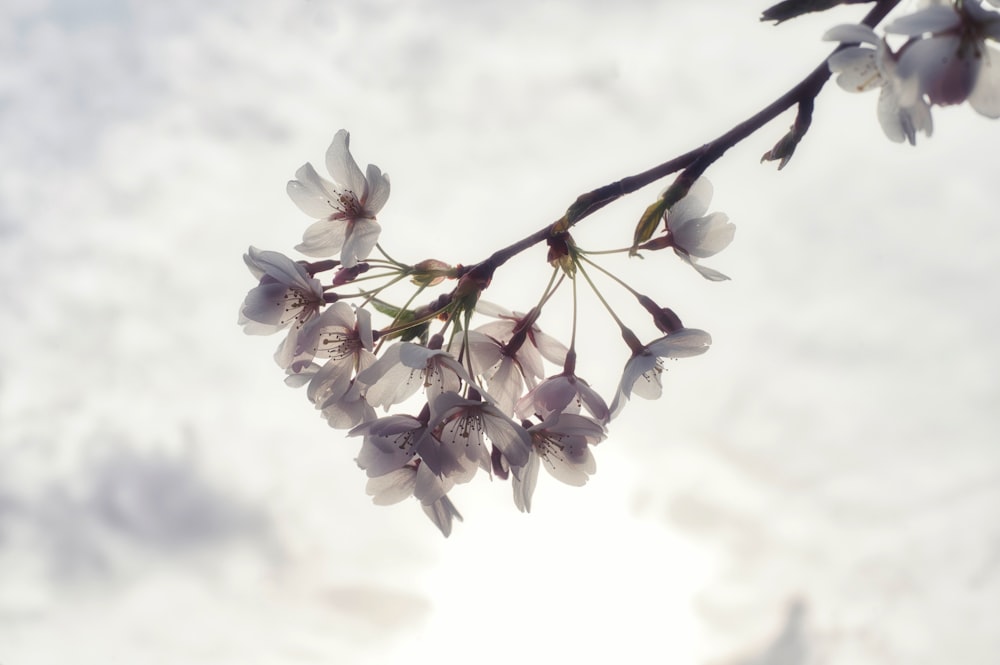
(514, 371), (610, 423)
(354, 415), (429, 477)
(421, 494), (463, 537)
(291, 302), (375, 375)
(609, 328), (712, 419)
(419, 392), (532, 484)
(317, 379), (376, 430)
(888, 1), (1000, 118)
(363, 461), (461, 537)
(824, 24), (933, 144)
(513, 413), (606, 513)
(239, 247), (326, 369)
(357, 342), (473, 410)
(287, 129), (390, 267)
(459, 303), (569, 416)
(664, 178), (735, 281)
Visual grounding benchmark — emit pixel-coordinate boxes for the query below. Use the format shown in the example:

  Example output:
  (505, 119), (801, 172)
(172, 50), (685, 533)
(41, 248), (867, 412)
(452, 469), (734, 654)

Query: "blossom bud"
(410, 259), (454, 286)
(332, 262), (370, 286)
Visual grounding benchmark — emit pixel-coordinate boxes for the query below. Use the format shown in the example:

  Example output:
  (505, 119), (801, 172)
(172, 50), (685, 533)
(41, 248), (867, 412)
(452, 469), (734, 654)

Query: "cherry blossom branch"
(459, 0), (903, 282)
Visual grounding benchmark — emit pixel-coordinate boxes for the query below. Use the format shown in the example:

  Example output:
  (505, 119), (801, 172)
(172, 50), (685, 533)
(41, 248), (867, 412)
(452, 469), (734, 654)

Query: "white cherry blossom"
(291, 302), (374, 375)
(239, 247), (325, 369)
(514, 371), (610, 423)
(609, 328), (712, 419)
(664, 177), (735, 281)
(513, 413), (606, 513)
(357, 342), (473, 410)
(363, 461), (461, 537)
(888, 1), (1000, 118)
(419, 392), (532, 483)
(287, 129), (390, 267)
(824, 24), (933, 144)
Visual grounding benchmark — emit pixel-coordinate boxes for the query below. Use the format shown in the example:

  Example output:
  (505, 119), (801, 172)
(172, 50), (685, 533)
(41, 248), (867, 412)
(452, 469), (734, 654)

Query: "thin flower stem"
(374, 242), (407, 268)
(574, 259), (629, 334)
(569, 270), (579, 352)
(578, 255), (642, 299)
(358, 272), (412, 309)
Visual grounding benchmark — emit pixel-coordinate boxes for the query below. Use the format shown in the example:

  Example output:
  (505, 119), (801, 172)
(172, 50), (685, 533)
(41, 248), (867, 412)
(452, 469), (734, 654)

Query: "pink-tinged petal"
(307, 358), (355, 406)
(417, 429), (479, 483)
(245, 247), (314, 288)
(357, 344), (422, 409)
(531, 328), (568, 366)
(828, 48), (882, 92)
(898, 35), (974, 106)
(465, 330), (504, 374)
(877, 86), (933, 145)
(240, 282), (292, 330)
(630, 364), (664, 400)
(970, 48), (1000, 118)
(691, 260), (731, 281)
(646, 328), (712, 358)
(671, 211), (734, 258)
(320, 381), (375, 429)
(287, 176), (337, 219)
(545, 413), (607, 442)
(325, 129), (366, 197)
(512, 451), (540, 513)
(413, 463), (450, 505)
(296, 218), (348, 258)
(575, 380), (610, 423)
(353, 415), (424, 477)
(886, 6), (960, 36)
(339, 219), (381, 268)
(666, 177), (713, 226)
(541, 439), (594, 487)
(475, 300), (515, 319)
(823, 23), (880, 46)
(284, 362), (319, 388)
(484, 357), (525, 417)
(273, 326), (306, 369)
(482, 407), (531, 468)
(365, 466), (416, 505)
(421, 495), (462, 537)
(364, 164), (391, 214)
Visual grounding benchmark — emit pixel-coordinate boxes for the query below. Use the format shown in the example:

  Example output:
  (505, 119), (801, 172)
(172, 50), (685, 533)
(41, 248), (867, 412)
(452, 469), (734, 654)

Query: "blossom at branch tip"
(239, 247), (326, 369)
(609, 328), (712, 420)
(887, 1), (1000, 118)
(287, 129), (390, 267)
(663, 178), (735, 282)
(513, 413), (606, 513)
(824, 24), (933, 145)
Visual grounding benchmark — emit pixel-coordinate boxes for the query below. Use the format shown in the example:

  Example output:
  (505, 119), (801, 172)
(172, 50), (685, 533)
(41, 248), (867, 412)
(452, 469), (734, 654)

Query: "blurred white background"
(2, 0), (999, 663)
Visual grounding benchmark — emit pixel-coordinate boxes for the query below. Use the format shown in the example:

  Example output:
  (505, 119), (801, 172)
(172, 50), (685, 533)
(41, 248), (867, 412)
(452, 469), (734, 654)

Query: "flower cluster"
(826, 0), (1000, 144)
(239, 131), (730, 535)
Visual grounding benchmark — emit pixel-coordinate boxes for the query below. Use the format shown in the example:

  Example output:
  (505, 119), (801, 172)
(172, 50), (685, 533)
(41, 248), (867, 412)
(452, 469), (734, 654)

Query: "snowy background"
(2, 0), (999, 663)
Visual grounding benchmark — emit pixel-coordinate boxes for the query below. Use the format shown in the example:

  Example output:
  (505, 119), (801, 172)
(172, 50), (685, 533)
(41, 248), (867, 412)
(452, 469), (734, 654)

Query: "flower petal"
(886, 6), (960, 36)
(823, 23), (880, 46)
(325, 129), (367, 197)
(970, 48), (1000, 118)
(665, 177), (712, 227)
(287, 162), (341, 217)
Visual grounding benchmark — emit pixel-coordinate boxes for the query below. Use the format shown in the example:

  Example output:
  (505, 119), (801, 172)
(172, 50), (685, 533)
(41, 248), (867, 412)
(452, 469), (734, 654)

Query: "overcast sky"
(2, 1), (999, 663)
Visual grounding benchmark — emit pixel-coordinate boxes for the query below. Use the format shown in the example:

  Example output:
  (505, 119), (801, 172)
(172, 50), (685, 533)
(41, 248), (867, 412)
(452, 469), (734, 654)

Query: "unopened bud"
(410, 259), (454, 286)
